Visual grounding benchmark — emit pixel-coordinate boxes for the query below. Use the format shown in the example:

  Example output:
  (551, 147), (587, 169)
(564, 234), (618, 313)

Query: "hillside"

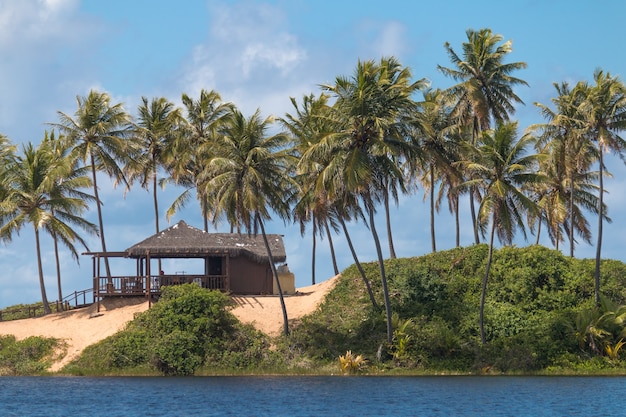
(0, 276), (338, 372)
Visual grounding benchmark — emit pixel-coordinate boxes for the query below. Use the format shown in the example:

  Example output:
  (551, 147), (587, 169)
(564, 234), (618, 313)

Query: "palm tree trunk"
(257, 213), (289, 336)
(52, 229), (62, 303)
(339, 216), (378, 308)
(311, 220), (317, 285)
(480, 218), (497, 344)
(324, 221), (340, 276)
(51, 205), (62, 302)
(470, 122), (481, 245)
(470, 187), (480, 244)
(153, 166), (162, 273)
(34, 227), (52, 315)
(535, 215), (541, 245)
(366, 195), (393, 343)
(339, 216), (379, 309)
(201, 194), (209, 232)
(384, 189), (397, 259)
(455, 194), (460, 247)
(430, 165), (436, 252)
(569, 177), (575, 258)
(91, 154), (112, 280)
(595, 150), (604, 306)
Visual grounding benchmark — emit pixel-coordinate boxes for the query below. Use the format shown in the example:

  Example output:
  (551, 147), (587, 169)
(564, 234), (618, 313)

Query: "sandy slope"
(0, 275), (338, 372)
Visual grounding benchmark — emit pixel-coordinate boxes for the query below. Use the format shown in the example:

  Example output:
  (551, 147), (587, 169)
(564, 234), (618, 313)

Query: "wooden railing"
(0, 289), (94, 321)
(96, 274), (228, 296)
(61, 289), (93, 308)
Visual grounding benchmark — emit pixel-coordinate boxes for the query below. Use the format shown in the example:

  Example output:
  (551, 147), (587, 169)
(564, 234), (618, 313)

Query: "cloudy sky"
(1, 0), (626, 308)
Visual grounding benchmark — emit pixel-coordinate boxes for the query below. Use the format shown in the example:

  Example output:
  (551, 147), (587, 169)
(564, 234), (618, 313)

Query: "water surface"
(0, 376), (623, 416)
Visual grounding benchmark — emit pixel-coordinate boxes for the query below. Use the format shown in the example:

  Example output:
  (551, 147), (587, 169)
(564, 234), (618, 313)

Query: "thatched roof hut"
(85, 220), (291, 298)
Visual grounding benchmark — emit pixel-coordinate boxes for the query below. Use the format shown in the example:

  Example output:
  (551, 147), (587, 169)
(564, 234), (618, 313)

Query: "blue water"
(0, 376), (624, 416)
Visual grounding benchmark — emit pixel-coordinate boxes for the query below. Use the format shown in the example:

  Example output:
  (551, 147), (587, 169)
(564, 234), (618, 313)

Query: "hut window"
(208, 256), (223, 275)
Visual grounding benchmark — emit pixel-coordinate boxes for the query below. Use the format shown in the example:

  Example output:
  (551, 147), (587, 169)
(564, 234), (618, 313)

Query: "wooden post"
(96, 254), (101, 312)
(146, 251), (151, 307)
(225, 254), (230, 291)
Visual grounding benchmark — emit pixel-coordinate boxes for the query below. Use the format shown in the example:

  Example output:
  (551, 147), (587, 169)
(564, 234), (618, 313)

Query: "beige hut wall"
(274, 265), (295, 295)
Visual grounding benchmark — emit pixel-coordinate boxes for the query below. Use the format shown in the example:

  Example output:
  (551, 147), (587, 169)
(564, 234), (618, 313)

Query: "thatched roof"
(124, 220), (286, 263)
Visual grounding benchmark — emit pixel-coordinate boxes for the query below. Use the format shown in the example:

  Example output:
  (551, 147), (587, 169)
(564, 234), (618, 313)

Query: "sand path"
(0, 276), (338, 372)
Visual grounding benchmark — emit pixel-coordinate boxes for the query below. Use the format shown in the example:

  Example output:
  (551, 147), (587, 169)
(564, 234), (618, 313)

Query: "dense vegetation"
(0, 335), (61, 375)
(60, 245), (626, 376)
(288, 245), (626, 374)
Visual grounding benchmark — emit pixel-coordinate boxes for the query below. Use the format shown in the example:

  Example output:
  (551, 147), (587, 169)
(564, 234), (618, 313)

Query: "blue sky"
(1, 0), (626, 308)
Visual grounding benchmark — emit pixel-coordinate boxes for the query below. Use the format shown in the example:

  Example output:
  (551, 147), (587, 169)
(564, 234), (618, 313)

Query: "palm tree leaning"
(577, 69), (626, 306)
(321, 56), (426, 343)
(281, 93), (341, 284)
(0, 142), (97, 315)
(200, 108), (297, 336)
(52, 90), (133, 280)
(457, 122), (544, 344)
(41, 131), (98, 301)
(439, 28), (528, 245)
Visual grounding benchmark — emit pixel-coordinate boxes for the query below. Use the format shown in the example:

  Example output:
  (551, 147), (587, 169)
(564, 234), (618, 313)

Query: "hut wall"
(229, 256), (273, 295)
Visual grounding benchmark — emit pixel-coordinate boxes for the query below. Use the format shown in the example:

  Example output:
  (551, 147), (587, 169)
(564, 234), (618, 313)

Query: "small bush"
(0, 335), (60, 375)
(338, 350), (367, 374)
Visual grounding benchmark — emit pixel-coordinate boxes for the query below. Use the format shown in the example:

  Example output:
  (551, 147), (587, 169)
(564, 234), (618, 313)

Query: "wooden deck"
(95, 274), (228, 297)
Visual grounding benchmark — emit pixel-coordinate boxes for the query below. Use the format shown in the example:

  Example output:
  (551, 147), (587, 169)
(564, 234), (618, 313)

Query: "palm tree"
(200, 108), (297, 336)
(0, 134), (16, 226)
(577, 69), (626, 305)
(0, 134), (15, 160)
(52, 90), (133, 279)
(411, 88), (456, 252)
(41, 131), (97, 301)
(457, 122), (544, 344)
(0, 141), (97, 314)
(533, 82), (600, 255)
(129, 97), (182, 232)
(127, 97), (183, 272)
(281, 93), (340, 284)
(439, 28), (528, 244)
(297, 131), (379, 307)
(320, 56), (427, 343)
(166, 89), (233, 231)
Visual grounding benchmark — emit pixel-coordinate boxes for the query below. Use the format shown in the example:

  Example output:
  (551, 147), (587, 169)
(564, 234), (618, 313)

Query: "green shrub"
(108, 328), (151, 368)
(67, 284), (276, 375)
(152, 329), (202, 376)
(0, 335), (60, 375)
(209, 323), (278, 370)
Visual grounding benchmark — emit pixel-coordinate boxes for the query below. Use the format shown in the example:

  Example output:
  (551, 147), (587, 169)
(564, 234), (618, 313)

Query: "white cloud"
(371, 21), (410, 58)
(177, 2), (308, 117)
(0, 0), (101, 143)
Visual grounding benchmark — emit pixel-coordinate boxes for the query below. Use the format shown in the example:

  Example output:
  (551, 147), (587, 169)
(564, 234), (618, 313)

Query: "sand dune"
(0, 275), (338, 372)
